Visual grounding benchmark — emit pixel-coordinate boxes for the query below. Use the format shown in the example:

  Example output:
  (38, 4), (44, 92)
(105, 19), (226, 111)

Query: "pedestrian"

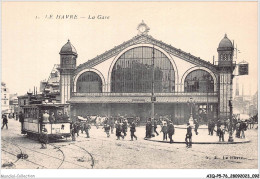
(71, 122), (77, 141)
(225, 118), (230, 130)
(145, 120), (152, 138)
(194, 118), (199, 135)
(15, 112), (18, 121)
(95, 116), (100, 129)
(103, 124), (111, 138)
(1, 114), (8, 129)
(18, 111), (24, 133)
(208, 119), (211, 135)
(122, 119), (128, 136)
(76, 122), (81, 137)
(185, 123), (192, 148)
(115, 121), (124, 140)
(130, 121), (137, 141)
(39, 126), (48, 149)
(240, 120), (247, 139)
(42, 110), (50, 123)
(235, 121), (241, 138)
(154, 119), (159, 136)
(84, 122), (91, 138)
(110, 117), (115, 134)
(80, 122), (85, 134)
(219, 124), (226, 142)
(49, 112), (55, 124)
(135, 116), (140, 127)
(160, 121), (168, 141)
(216, 119), (221, 136)
(167, 122), (175, 144)
(210, 120), (215, 136)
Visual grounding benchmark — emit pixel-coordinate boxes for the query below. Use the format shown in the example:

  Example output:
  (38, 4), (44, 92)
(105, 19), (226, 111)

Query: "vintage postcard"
(1, 1), (259, 178)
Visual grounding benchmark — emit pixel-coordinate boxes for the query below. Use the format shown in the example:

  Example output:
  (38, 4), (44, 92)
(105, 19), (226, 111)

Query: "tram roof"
(21, 103), (69, 108)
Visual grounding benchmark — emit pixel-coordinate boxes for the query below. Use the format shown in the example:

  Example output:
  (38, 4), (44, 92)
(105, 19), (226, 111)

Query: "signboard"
(238, 63), (248, 75)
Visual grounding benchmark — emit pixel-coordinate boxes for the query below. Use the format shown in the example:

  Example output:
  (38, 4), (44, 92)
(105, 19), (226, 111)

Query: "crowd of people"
(70, 115), (139, 141)
(1, 112), (258, 149)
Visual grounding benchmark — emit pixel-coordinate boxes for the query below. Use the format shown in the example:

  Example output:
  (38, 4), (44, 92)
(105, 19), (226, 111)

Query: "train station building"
(58, 21), (235, 124)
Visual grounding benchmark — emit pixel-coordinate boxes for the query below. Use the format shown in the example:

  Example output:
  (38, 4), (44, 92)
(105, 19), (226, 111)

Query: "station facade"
(58, 22), (235, 124)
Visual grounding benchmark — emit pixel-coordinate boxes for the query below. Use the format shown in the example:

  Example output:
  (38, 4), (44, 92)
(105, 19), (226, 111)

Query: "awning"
(68, 96), (151, 103)
(68, 95), (218, 104)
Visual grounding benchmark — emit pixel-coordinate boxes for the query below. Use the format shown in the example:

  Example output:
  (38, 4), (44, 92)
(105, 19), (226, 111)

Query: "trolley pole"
(151, 45), (155, 137)
(228, 54), (234, 142)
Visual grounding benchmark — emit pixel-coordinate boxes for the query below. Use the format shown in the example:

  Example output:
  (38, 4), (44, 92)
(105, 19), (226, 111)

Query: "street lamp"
(187, 97), (195, 126)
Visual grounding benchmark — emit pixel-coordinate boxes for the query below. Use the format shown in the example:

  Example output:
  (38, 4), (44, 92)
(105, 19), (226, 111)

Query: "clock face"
(139, 25), (146, 33)
(137, 21), (150, 35)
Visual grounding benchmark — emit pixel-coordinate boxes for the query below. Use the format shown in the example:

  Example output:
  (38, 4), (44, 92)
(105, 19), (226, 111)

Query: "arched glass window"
(111, 47), (175, 93)
(184, 70), (214, 93)
(76, 72), (102, 93)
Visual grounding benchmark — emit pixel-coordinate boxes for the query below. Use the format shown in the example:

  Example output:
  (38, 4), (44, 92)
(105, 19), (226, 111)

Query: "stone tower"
(59, 40), (77, 104)
(217, 34), (234, 119)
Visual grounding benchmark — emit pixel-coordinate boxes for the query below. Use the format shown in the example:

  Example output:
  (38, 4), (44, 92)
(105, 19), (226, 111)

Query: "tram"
(21, 103), (71, 141)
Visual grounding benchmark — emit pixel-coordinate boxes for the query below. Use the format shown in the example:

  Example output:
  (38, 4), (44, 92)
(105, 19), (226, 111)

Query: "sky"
(2, 1), (258, 96)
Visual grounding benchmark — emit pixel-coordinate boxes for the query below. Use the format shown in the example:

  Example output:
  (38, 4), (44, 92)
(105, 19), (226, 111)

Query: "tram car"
(21, 103), (71, 141)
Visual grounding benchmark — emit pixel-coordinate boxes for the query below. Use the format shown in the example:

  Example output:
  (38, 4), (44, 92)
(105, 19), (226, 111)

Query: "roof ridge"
(75, 34), (217, 73)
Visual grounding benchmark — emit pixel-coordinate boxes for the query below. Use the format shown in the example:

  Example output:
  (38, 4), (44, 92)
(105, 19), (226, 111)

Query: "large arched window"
(111, 47), (175, 93)
(76, 71), (102, 93)
(184, 70), (214, 93)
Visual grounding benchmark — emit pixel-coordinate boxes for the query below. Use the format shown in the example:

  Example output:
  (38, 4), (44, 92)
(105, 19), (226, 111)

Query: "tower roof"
(60, 39), (77, 55)
(218, 34), (233, 48)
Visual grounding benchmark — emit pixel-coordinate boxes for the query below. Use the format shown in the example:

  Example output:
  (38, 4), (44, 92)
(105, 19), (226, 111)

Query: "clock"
(139, 25), (146, 33)
(137, 20), (150, 35)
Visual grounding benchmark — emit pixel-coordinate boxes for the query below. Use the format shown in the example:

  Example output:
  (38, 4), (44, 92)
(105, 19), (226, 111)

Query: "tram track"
(48, 143), (65, 169)
(2, 135), (94, 169)
(1, 139), (47, 169)
(70, 144), (95, 168)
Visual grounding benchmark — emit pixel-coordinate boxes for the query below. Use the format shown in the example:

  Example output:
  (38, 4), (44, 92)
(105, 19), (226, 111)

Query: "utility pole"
(228, 43), (235, 142)
(151, 45), (155, 137)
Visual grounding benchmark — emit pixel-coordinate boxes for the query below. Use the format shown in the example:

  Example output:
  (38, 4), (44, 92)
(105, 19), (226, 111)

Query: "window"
(111, 47), (175, 93)
(76, 72), (102, 93)
(184, 70), (214, 93)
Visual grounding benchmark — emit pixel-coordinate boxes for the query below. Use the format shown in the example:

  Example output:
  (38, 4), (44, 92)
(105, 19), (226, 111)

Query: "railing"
(215, 61), (236, 67)
(72, 92), (218, 97)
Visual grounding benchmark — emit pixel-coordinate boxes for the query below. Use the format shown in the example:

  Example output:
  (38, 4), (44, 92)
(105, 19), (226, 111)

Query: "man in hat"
(240, 120), (247, 139)
(71, 122), (77, 141)
(39, 126), (48, 149)
(160, 121), (168, 141)
(18, 111), (24, 133)
(216, 119), (221, 136)
(185, 123), (192, 148)
(154, 119), (159, 136)
(194, 118), (199, 135)
(84, 121), (91, 138)
(1, 114), (8, 130)
(235, 120), (241, 138)
(109, 116), (115, 134)
(42, 110), (50, 123)
(219, 124), (227, 142)
(167, 122), (175, 144)
(145, 119), (152, 138)
(130, 121), (137, 141)
(122, 119), (128, 136)
(115, 121), (124, 140)
(103, 123), (111, 138)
